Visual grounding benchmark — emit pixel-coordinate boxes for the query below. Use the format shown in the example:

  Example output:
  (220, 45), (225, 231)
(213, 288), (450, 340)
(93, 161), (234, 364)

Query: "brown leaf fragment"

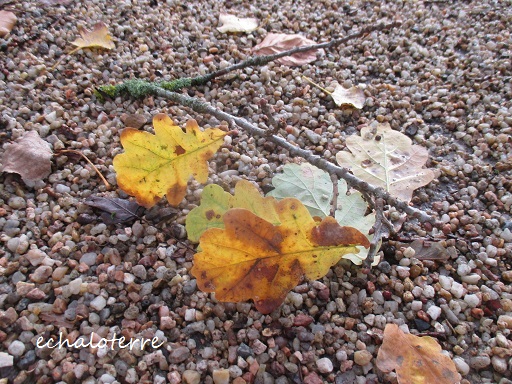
(0, 130), (53, 183)
(407, 239), (450, 261)
(0, 10), (16, 38)
(376, 323), (461, 384)
(330, 85), (366, 109)
(251, 33), (321, 66)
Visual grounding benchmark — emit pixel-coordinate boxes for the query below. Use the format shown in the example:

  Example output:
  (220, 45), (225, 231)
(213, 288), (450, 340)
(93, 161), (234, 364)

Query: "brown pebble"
(294, 313), (314, 327)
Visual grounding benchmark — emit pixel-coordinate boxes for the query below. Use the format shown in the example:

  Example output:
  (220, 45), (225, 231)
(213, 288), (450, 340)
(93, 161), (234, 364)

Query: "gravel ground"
(1, 0), (512, 383)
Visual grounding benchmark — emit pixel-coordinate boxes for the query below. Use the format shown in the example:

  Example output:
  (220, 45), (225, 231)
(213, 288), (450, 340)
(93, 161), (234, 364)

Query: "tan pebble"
(212, 369), (230, 384)
(354, 350), (372, 366)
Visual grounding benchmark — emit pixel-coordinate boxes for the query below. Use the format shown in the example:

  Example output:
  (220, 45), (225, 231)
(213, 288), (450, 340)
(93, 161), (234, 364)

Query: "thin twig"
(363, 198), (387, 270)
(97, 21), (401, 98)
(56, 149), (111, 190)
(198, 20), (402, 85)
(330, 173), (338, 218)
(140, 84), (440, 226)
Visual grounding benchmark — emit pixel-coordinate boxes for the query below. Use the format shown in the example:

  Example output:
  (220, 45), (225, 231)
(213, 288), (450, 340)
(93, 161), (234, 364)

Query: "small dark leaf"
(84, 196), (144, 224)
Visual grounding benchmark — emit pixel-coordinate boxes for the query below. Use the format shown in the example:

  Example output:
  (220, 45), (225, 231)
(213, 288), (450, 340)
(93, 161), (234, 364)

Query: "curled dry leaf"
(251, 33), (321, 66)
(70, 22), (115, 54)
(0, 130), (53, 184)
(376, 323), (461, 384)
(113, 114), (227, 208)
(336, 123), (435, 202)
(217, 13), (258, 33)
(0, 10), (17, 38)
(192, 193), (370, 314)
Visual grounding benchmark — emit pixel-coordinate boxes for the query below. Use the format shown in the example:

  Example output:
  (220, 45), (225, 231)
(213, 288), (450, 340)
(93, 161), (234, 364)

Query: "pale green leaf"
(267, 163), (333, 217)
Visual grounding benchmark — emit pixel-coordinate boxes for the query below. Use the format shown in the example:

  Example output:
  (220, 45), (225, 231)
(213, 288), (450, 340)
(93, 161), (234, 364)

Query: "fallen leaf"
(398, 239), (450, 261)
(84, 196), (145, 224)
(113, 114), (227, 208)
(335, 179), (377, 265)
(303, 77), (365, 108)
(251, 33), (321, 66)
(70, 22), (115, 54)
(217, 13), (258, 33)
(376, 323), (461, 384)
(0, 10), (16, 38)
(267, 163), (333, 217)
(336, 123), (435, 202)
(186, 180), (281, 243)
(0, 131), (53, 184)
(192, 198), (370, 314)
(330, 85), (366, 108)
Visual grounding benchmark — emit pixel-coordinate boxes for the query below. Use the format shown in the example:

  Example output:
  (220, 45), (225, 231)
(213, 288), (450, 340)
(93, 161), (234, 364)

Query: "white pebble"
(464, 294), (480, 308)
(316, 357), (333, 373)
(427, 305), (442, 321)
(450, 282), (464, 299)
(7, 341), (25, 357)
(453, 357), (470, 375)
(90, 296), (107, 311)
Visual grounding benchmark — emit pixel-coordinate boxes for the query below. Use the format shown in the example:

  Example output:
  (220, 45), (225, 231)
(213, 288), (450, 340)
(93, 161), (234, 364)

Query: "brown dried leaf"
(376, 324), (461, 384)
(404, 239), (450, 261)
(251, 33), (321, 66)
(70, 22), (115, 54)
(217, 13), (258, 33)
(0, 10), (16, 38)
(1, 131), (53, 183)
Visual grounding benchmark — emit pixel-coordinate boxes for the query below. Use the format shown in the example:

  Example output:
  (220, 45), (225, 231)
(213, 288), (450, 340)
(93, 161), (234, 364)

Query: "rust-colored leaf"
(69, 22), (115, 54)
(376, 324), (461, 384)
(251, 33), (321, 66)
(113, 114), (227, 208)
(0, 131), (53, 184)
(192, 198), (369, 314)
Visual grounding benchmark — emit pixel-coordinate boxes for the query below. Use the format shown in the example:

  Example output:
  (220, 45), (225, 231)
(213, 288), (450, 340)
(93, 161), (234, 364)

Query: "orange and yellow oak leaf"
(191, 198), (370, 314)
(113, 114), (227, 208)
(376, 324), (461, 384)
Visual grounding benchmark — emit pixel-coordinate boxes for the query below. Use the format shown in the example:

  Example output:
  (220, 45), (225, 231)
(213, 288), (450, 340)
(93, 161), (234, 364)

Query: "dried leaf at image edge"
(336, 123), (435, 202)
(70, 22), (115, 53)
(251, 33), (322, 66)
(217, 13), (258, 33)
(192, 198), (370, 314)
(113, 114), (227, 208)
(376, 324), (461, 384)
(0, 10), (17, 38)
(0, 130), (53, 184)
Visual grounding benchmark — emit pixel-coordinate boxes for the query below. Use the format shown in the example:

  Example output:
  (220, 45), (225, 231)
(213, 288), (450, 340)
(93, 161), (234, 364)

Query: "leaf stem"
(56, 149), (111, 190)
(302, 76), (332, 95)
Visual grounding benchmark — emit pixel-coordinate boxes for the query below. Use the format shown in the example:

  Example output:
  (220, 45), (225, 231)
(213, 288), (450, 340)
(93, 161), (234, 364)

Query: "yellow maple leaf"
(113, 114), (227, 208)
(376, 324), (461, 384)
(69, 22), (115, 54)
(191, 198), (370, 314)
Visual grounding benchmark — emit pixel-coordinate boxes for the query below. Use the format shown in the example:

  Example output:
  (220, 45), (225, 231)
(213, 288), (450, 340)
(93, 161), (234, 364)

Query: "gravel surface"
(1, 0), (512, 383)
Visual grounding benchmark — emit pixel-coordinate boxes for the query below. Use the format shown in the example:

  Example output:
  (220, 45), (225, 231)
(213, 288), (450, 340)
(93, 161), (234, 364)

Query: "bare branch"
(145, 85), (440, 226)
